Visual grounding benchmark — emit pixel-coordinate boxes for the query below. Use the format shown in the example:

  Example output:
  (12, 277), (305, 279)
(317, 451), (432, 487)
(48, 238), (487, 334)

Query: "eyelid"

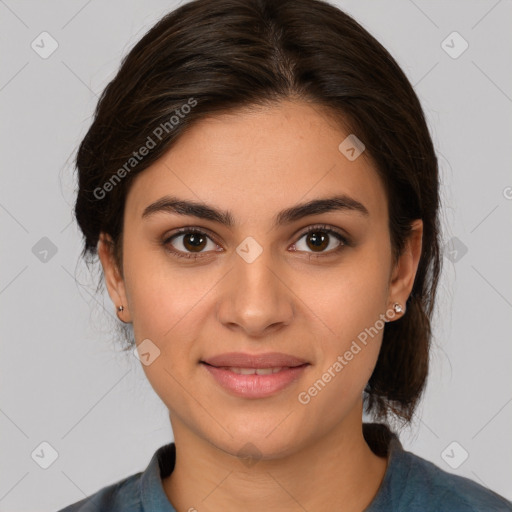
(294, 223), (350, 245)
(164, 226), (219, 243)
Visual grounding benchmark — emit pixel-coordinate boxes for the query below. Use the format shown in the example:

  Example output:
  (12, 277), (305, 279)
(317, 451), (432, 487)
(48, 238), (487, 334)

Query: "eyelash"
(162, 224), (350, 261)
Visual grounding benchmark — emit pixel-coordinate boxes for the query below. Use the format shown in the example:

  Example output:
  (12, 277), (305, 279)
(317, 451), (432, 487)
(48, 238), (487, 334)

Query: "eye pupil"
(307, 231), (329, 251)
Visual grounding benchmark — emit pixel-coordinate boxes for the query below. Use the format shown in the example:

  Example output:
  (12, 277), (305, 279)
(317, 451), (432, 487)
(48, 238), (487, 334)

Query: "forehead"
(125, 100), (388, 226)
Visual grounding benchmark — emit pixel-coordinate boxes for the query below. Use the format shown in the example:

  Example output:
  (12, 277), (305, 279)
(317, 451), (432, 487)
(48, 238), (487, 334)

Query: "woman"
(59, 0), (512, 510)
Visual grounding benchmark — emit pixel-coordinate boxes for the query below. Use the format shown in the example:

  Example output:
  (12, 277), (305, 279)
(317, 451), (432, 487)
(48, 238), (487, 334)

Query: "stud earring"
(116, 305), (129, 324)
(393, 302), (403, 314)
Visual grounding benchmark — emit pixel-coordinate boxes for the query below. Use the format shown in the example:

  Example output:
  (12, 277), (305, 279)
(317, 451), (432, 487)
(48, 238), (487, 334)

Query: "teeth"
(224, 367), (284, 375)
(255, 368), (273, 375)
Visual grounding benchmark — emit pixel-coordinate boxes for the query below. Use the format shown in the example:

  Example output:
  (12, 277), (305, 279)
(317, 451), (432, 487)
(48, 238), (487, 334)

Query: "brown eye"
(304, 231), (330, 252)
(181, 232), (208, 252)
(163, 228), (218, 259)
(292, 225), (348, 256)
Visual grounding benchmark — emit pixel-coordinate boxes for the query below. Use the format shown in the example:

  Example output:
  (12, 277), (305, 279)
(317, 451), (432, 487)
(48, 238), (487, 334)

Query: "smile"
(201, 355), (310, 399)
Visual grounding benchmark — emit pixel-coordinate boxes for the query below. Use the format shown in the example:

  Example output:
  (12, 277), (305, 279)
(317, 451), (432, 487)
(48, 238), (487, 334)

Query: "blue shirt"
(57, 423), (512, 511)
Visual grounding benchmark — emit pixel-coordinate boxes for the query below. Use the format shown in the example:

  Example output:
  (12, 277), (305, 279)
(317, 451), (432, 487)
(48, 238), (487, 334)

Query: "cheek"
(297, 239), (391, 398)
(123, 242), (209, 338)
(122, 250), (216, 410)
(123, 255), (212, 420)
(305, 240), (391, 344)
(295, 284), (387, 432)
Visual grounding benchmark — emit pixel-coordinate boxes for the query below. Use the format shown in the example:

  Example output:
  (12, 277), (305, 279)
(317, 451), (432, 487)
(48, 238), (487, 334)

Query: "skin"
(98, 99), (423, 512)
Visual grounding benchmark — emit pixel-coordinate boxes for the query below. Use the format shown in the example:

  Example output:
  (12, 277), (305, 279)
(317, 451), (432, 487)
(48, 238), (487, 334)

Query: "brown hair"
(74, 0), (442, 424)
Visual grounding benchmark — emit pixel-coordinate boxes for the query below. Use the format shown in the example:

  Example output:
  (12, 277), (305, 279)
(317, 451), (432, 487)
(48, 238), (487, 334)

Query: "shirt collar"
(140, 442), (177, 511)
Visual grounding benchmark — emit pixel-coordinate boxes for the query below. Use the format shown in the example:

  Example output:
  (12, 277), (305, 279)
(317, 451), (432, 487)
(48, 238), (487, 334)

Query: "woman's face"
(100, 100), (421, 460)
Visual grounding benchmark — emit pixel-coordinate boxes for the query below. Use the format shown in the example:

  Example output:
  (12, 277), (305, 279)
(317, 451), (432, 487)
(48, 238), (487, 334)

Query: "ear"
(97, 232), (132, 323)
(387, 219), (423, 316)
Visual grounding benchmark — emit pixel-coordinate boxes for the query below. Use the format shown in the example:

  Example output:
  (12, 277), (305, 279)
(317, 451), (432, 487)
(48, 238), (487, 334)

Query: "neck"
(163, 404), (389, 512)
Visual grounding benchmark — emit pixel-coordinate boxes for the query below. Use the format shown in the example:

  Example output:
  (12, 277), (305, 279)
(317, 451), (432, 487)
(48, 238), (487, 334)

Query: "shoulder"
(56, 471), (143, 512)
(391, 447), (512, 511)
(57, 442), (176, 512)
(363, 424), (512, 512)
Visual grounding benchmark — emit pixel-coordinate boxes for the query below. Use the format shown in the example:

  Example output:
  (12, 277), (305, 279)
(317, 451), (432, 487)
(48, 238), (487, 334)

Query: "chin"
(201, 413), (312, 463)
(214, 434), (302, 464)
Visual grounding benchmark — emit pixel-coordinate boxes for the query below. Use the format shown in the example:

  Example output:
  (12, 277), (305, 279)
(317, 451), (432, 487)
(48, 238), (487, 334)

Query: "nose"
(215, 245), (295, 338)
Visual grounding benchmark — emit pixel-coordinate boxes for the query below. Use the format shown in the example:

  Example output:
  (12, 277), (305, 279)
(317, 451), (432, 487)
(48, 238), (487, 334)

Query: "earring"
(116, 305), (129, 324)
(393, 302), (403, 314)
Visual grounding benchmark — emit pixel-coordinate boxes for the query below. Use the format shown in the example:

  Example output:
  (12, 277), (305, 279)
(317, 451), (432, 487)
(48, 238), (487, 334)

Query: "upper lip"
(202, 352), (309, 368)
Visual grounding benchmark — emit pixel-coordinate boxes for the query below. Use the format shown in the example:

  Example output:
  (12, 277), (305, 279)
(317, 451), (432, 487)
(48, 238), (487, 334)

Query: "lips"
(201, 352), (310, 399)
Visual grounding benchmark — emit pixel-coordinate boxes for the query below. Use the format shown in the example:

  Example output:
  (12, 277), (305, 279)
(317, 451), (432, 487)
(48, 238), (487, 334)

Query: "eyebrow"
(141, 194), (369, 228)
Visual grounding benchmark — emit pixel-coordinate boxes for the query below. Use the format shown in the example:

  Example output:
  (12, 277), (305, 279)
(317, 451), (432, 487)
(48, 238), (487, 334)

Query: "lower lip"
(202, 363), (309, 399)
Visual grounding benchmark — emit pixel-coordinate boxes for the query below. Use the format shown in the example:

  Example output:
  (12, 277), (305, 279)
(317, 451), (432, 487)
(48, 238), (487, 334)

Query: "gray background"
(1, 0), (511, 510)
